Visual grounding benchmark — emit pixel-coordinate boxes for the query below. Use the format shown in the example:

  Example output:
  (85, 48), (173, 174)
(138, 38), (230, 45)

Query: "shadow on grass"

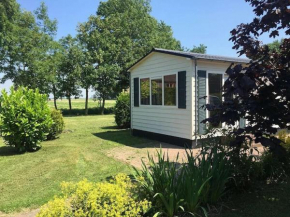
(101, 126), (119, 130)
(93, 129), (188, 150)
(93, 129), (149, 147)
(0, 146), (23, 156)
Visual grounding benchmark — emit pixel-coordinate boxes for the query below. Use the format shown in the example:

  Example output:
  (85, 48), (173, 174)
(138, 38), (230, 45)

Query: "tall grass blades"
(134, 146), (232, 216)
(134, 150), (183, 217)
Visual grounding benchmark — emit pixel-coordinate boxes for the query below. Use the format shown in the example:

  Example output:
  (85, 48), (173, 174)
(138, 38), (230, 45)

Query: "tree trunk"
(101, 98), (105, 115)
(68, 94), (72, 110)
(53, 85), (58, 110)
(85, 88), (89, 115)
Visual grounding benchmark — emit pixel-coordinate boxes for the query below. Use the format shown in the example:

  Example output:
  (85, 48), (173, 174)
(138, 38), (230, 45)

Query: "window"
(208, 73), (223, 127)
(164, 74), (176, 106)
(151, 78), (162, 105)
(140, 78), (150, 105)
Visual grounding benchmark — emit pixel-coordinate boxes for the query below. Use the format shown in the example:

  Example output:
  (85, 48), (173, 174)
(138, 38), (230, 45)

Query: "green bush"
(37, 174), (151, 217)
(115, 92), (130, 128)
(47, 109), (65, 140)
(0, 87), (53, 152)
(277, 129), (290, 150)
(259, 151), (290, 182)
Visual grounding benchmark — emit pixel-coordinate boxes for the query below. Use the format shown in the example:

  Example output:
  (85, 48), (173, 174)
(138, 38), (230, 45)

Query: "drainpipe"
(194, 58), (198, 147)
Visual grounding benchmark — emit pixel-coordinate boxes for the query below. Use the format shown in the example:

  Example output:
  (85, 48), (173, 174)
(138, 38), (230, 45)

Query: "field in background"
(48, 99), (116, 110)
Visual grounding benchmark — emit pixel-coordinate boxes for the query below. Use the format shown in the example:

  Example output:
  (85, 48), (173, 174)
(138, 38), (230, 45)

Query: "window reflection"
(164, 74), (176, 106)
(151, 79), (162, 105)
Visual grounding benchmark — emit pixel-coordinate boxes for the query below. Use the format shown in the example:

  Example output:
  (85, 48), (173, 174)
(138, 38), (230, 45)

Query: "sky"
(1, 0), (285, 96)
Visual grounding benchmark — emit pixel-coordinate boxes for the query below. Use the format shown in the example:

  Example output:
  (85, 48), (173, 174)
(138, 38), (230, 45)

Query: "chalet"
(128, 48), (249, 147)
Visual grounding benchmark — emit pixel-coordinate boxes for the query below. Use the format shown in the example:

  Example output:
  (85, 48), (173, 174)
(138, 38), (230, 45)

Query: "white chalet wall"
(192, 60), (232, 139)
(130, 52), (194, 140)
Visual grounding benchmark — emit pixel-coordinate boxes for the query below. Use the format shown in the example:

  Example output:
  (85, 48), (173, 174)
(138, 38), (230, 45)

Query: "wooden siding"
(130, 52), (194, 140)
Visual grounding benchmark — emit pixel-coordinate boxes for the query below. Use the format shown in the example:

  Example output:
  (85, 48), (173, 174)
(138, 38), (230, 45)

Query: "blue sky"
(1, 0), (285, 95)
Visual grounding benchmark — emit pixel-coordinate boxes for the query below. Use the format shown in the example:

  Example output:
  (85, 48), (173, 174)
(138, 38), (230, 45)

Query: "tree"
(78, 0), (182, 95)
(80, 53), (96, 115)
(94, 64), (119, 115)
(189, 44), (207, 54)
(0, 1), (57, 95)
(0, 0), (20, 68)
(45, 41), (63, 110)
(58, 35), (82, 110)
(268, 39), (284, 52)
(204, 0), (290, 156)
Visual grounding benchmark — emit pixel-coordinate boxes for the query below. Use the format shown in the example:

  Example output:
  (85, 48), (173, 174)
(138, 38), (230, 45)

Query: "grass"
(0, 114), (290, 216)
(0, 115), (146, 213)
(220, 181), (290, 217)
(48, 98), (116, 110)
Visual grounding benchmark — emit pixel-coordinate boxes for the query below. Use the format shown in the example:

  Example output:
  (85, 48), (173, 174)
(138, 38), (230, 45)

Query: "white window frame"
(150, 76), (163, 106)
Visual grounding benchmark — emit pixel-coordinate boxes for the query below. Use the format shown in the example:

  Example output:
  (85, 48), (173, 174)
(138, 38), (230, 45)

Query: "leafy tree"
(268, 39), (284, 52)
(0, 1), (57, 95)
(78, 47), (97, 115)
(45, 41), (64, 110)
(58, 35), (82, 110)
(204, 0), (290, 156)
(94, 64), (119, 115)
(189, 44), (207, 54)
(78, 0), (182, 95)
(0, 0), (20, 67)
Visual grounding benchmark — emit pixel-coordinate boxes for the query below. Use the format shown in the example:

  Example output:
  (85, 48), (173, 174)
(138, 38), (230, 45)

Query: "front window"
(208, 73), (223, 127)
(140, 78), (150, 105)
(151, 78), (162, 105)
(164, 74), (176, 106)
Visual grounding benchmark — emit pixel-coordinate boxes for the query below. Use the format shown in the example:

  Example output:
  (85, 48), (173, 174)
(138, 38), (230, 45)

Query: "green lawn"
(0, 114), (290, 216)
(0, 115), (146, 213)
(48, 99), (116, 110)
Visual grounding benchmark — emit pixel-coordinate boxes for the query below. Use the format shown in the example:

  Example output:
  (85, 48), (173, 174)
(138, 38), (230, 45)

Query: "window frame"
(206, 71), (225, 128)
(150, 76), (163, 106)
(138, 72), (178, 108)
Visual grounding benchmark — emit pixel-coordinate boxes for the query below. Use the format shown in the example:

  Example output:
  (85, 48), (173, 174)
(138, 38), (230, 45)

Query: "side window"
(151, 78), (162, 105)
(208, 73), (223, 127)
(140, 78), (150, 105)
(164, 74), (176, 106)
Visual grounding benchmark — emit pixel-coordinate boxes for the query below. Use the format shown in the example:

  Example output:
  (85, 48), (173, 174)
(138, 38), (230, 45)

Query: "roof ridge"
(153, 47), (249, 61)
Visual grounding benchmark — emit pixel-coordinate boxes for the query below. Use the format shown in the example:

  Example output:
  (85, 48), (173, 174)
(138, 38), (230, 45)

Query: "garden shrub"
(225, 146), (263, 190)
(47, 109), (65, 140)
(0, 87), (53, 152)
(115, 92), (130, 128)
(277, 129), (290, 151)
(259, 151), (290, 182)
(134, 147), (231, 217)
(37, 173), (151, 217)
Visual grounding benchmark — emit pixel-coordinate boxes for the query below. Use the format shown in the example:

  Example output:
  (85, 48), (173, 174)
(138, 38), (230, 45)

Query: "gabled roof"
(128, 48), (250, 71)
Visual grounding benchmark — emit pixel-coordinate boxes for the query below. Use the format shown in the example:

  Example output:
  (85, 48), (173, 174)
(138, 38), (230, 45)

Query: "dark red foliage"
(203, 0), (290, 155)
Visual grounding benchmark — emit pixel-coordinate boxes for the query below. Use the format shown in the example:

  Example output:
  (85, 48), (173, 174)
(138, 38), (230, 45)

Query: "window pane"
(140, 78), (150, 105)
(151, 79), (162, 105)
(208, 73), (222, 127)
(164, 74), (176, 106)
